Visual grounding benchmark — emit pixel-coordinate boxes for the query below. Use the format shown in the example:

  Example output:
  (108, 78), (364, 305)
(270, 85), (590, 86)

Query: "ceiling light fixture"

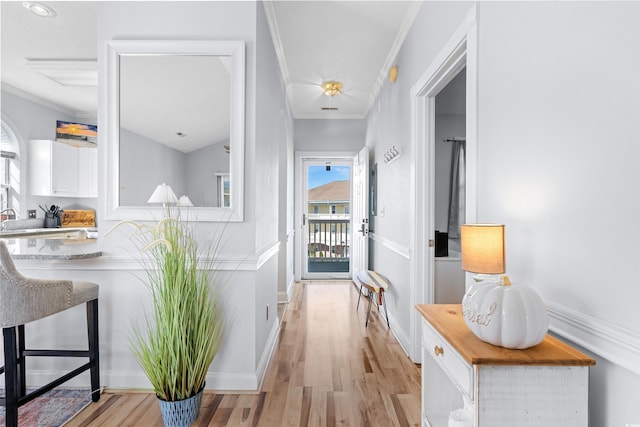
(322, 81), (343, 97)
(22, 2), (57, 17)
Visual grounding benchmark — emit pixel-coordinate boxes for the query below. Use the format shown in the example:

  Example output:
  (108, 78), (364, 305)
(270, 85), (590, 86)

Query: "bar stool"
(0, 241), (100, 426)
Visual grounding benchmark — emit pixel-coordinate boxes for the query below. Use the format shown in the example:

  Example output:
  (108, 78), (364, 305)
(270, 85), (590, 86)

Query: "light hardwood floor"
(66, 281), (422, 426)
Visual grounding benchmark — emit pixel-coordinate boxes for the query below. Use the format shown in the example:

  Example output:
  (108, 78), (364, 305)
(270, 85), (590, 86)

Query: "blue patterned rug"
(0, 388), (91, 426)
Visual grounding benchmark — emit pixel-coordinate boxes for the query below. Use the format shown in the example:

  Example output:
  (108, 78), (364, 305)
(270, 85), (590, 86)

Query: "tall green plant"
(109, 216), (224, 401)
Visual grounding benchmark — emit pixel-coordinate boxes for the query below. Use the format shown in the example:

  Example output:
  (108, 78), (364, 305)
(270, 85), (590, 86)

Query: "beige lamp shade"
(147, 183), (178, 204)
(461, 224), (506, 274)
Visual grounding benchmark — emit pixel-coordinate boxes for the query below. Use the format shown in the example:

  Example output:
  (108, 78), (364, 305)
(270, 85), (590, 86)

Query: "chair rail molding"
(369, 232), (410, 260)
(546, 300), (640, 376)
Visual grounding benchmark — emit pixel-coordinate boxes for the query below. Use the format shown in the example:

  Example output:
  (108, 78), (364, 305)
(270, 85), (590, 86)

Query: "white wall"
(294, 119), (366, 152)
(186, 141), (229, 207)
(475, 2), (640, 424)
(367, 1), (640, 425)
(119, 127), (187, 205)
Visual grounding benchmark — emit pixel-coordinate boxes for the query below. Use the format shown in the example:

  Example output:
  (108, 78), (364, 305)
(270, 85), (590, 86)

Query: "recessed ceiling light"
(22, 2), (57, 18)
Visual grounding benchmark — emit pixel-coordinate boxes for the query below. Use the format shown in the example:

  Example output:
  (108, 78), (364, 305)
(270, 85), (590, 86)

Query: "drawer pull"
(434, 345), (444, 356)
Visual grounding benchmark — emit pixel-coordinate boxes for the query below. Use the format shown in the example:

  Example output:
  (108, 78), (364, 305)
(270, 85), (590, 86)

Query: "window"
(217, 174), (230, 208)
(0, 122), (19, 213)
(344, 206), (350, 215)
(331, 205), (336, 214)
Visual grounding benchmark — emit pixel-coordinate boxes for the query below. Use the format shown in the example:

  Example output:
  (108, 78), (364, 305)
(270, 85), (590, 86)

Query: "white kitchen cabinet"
(416, 304), (595, 427)
(29, 140), (97, 198)
(78, 146), (98, 197)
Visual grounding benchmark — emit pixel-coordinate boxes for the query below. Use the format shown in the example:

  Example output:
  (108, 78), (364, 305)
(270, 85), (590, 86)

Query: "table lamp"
(460, 224), (548, 349)
(147, 183), (178, 208)
(177, 195), (194, 207)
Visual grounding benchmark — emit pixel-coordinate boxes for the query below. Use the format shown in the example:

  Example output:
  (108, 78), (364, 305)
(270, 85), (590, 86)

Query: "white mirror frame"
(105, 40), (245, 222)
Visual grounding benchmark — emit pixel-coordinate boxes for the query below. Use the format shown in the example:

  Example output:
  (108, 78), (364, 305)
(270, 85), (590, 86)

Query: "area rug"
(0, 388), (91, 426)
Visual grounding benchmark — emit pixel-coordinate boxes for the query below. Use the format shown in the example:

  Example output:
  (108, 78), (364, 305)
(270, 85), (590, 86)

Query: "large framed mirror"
(105, 40), (245, 221)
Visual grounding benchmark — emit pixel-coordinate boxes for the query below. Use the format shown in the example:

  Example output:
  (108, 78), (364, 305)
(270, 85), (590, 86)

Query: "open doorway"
(433, 69), (466, 304)
(301, 158), (352, 279)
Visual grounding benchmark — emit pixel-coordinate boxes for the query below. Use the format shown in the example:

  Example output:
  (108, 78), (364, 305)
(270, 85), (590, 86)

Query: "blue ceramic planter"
(157, 389), (204, 427)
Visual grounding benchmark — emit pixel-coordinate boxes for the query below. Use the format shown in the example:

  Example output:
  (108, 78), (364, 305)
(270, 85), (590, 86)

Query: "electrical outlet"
(266, 304), (269, 320)
(28, 209), (36, 219)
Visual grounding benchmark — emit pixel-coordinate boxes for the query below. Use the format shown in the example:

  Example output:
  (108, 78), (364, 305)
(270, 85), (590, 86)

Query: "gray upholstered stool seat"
(0, 241), (100, 426)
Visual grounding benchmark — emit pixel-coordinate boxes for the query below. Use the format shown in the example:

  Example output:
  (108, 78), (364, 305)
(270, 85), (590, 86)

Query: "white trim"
(369, 232), (410, 260)
(104, 40), (245, 222)
(256, 241), (280, 270)
(294, 151), (357, 281)
(409, 5), (477, 363)
(546, 301), (640, 377)
(14, 253), (269, 272)
(255, 316), (281, 390)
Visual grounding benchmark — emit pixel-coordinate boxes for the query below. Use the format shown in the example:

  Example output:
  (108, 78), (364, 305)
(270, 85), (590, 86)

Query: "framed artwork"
(56, 120), (97, 146)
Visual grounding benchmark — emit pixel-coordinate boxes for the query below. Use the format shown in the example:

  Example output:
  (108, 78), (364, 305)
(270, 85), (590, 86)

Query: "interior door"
(351, 146), (369, 280)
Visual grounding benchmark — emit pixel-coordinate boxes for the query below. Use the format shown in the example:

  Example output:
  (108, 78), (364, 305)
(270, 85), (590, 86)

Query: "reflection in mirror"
(106, 40), (245, 222)
(119, 55), (230, 207)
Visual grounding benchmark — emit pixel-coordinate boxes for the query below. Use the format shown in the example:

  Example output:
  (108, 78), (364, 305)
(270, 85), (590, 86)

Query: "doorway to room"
(433, 69), (467, 304)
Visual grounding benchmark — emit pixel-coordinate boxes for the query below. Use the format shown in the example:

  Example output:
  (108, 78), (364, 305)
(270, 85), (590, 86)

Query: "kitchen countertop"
(1, 235), (102, 260)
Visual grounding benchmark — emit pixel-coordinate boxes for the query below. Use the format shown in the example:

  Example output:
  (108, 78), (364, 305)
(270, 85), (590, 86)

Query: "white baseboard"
(255, 317), (281, 390)
(278, 276), (294, 303)
(387, 311), (413, 361)
(546, 300), (640, 377)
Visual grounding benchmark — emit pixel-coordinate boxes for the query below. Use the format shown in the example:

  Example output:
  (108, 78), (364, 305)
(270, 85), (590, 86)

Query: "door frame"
(294, 151), (357, 281)
(409, 6), (478, 362)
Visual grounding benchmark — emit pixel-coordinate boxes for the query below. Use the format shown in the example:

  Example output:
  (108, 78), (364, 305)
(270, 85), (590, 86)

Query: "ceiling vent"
(321, 107), (338, 111)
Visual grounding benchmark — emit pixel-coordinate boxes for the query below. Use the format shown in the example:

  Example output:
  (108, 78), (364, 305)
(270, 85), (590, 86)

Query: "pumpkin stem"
(500, 275), (512, 286)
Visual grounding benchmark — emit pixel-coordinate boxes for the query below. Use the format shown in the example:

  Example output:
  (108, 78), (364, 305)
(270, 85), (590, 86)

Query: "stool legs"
(17, 325), (26, 399)
(381, 292), (390, 328)
(356, 284), (364, 309)
(1, 299), (100, 425)
(3, 327), (19, 427)
(365, 290), (374, 326)
(87, 299), (100, 402)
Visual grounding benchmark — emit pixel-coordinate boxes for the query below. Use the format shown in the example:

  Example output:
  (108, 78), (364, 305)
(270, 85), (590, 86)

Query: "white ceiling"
(1, 1), (421, 130)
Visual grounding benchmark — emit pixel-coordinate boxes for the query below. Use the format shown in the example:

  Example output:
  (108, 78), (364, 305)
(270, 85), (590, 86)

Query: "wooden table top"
(416, 304), (595, 367)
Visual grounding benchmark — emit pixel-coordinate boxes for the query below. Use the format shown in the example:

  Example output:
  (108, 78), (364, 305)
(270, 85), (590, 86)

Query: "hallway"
(67, 281), (421, 426)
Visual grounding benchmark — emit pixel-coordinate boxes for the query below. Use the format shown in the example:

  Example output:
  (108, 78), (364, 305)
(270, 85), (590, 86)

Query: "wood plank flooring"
(66, 281), (421, 426)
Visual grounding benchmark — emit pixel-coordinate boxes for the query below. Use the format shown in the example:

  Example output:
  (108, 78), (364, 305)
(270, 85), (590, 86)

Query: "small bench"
(354, 270), (390, 327)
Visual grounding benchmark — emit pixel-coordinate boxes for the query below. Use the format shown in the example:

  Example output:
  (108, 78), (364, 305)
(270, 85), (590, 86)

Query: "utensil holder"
(44, 216), (58, 228)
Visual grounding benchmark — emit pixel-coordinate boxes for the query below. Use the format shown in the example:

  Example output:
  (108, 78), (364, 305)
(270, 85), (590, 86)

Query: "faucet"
(0, 208), (18, 231)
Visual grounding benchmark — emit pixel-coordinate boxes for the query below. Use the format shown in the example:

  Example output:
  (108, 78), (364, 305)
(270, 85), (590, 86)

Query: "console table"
(416, 304), (595, 427)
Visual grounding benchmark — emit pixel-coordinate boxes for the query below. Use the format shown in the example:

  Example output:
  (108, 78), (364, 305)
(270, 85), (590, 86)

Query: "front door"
(351, 146), (369, 281)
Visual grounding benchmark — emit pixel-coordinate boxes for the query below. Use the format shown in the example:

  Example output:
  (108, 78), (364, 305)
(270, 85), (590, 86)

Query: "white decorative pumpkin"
(461, 276), (548, 349)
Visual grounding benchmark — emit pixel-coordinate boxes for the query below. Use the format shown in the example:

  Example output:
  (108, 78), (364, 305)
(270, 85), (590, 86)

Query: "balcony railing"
(308, 218), (350, 273)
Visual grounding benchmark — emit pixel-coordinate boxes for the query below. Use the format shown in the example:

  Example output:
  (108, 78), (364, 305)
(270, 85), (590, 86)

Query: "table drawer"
(422, 319), (473, 400)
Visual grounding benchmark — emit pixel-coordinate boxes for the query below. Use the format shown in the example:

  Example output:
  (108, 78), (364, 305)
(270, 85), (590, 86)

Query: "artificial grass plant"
(108, 214), (224, 401)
